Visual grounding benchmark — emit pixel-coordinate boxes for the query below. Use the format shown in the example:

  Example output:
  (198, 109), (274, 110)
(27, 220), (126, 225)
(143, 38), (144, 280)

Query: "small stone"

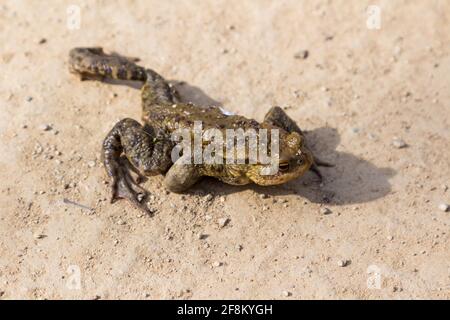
(117, 219), (126, 225)
(217, 217), (229, 228)
(26, 96), (33, 102)
(212, 261), (222, 267)
(205, 194), (213, 201)
(320, 207), (332, 215)
(38, 38), (47, 44)
(337, 259), (349, 267)
(392, 138), (407, 149)
(294, 50), (309, 60)
(39, 124), (52, 131)
(236, 244), (243, 251)
(34, 233), (46, 240)
(197, 233), (207, 240)
(259, 194), (269, 199)
(87, 161), (96, 168)
(442, 185), (448, 192)
(387, 235), (394, 241)
(392, 286), (403, 293)
(438, 203), (449, 212)
(282, 291), (292, 297)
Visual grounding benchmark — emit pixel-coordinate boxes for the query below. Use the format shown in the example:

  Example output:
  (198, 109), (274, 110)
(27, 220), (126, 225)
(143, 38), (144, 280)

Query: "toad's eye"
(279, 162), (290, 172)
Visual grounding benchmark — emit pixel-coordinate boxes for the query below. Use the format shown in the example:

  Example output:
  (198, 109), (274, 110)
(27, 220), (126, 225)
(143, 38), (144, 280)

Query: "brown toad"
(69, 47), (331, 214)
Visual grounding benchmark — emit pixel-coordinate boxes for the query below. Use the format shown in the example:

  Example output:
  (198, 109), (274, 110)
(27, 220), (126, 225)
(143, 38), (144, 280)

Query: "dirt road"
(0, 0), (449, 299)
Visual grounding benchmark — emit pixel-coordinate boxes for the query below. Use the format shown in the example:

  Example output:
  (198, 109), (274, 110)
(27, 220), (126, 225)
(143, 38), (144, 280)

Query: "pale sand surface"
(0, 1), (449, 299)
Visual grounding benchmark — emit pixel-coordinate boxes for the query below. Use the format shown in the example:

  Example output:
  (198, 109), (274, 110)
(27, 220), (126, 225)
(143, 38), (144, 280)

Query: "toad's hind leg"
(141, 69), (181, 107)
(69, 47), (148, 82)
(263, 106), (333, 181)
(102, 118), (173, 215)
(69, 47), (181, 103)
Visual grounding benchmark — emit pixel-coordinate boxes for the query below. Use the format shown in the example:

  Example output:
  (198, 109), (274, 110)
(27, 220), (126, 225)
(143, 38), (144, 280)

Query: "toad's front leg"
(102, 118), (173, 215)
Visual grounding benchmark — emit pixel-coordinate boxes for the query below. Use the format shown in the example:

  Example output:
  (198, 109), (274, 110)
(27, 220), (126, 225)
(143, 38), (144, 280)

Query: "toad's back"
(143, 102), (262, 133)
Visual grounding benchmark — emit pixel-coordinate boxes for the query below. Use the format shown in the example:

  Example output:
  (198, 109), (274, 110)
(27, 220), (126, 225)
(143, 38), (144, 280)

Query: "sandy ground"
(0, 0), (449, 300)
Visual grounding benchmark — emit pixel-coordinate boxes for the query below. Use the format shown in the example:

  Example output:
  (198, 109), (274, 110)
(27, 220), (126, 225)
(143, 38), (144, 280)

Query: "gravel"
(39, 124), (52, 131)
(438, 203), (449, 212)
(217, 217), (230, 228)
(392, 137), (407, 149)
(282, 290), (292, 297)
(294, 50), (309, 60)
(320, 207), (332, 215)
(337, 259), (350, 267)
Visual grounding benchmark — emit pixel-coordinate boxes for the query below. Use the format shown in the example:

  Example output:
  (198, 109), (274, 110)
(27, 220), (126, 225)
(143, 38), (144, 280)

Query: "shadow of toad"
(193, 126), (395, 206)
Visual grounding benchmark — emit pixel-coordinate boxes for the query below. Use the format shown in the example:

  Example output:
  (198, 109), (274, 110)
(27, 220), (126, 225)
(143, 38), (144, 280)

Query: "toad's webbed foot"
(110, 161), (151, 215)
(102, 118), (172, 215)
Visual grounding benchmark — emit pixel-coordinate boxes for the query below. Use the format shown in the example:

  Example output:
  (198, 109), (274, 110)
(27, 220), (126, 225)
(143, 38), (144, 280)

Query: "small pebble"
(117, 219), (126, 225)
(197, 233), (207, 240)
(259, 194), (269, 199)
(217, 217), (230, 228)
(205, 194), (213, 201)
(212, 261), (222, 267)
(438, 203), (449, 212)
(87, 161), (96, 168)
(392, 138), (407, 149)
(26, 96), (33, 102)
(282, 291), (292, 297)
(320, 207), (332, 215)
(39, 124), (52, 131)
(337, 259), (349, 267)
(294, 50), (309, 60)
(34, 233), (46, 240)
